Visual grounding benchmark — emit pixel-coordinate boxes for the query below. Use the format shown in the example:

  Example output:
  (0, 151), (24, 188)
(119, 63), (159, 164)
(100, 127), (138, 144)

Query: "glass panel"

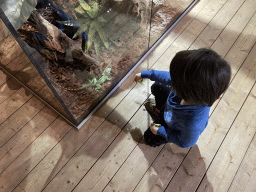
(0, 17), (74, 123)
(150, 0), (195, 46)
(0, 0), (197, 126)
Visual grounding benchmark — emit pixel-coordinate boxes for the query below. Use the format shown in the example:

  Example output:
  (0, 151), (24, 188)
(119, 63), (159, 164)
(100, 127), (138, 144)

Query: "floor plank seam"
(210, 14), (256, 119)
(1, 0), (255, 191)
(10, 115), (71, 192)
(148, 0), (213, 67)
(206, 0), (248, 49)
(0, 108), (57, 175)
(0, 82), (57, 143)
(0, 97), (44, 147)
(41, 93), (150, 191)
(132, 144), (166, 192)
(163, 147), (192, 192)
(227, 130), (256, 192)
(101, 0), (242, 190)
(229, 41), (256, 86)
(194, 80), (256, 192)
(71, 95), (152, 191)
(0, 66), (35, 105)
(221, 11), (256, 61)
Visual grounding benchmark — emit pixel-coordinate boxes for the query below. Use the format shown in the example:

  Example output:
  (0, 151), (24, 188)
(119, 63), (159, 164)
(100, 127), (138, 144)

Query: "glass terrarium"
(0, 0), (198, 128)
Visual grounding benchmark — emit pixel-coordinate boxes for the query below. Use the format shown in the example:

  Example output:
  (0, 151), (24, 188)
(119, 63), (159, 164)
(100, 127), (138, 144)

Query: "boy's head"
(169, 48), (231, 106)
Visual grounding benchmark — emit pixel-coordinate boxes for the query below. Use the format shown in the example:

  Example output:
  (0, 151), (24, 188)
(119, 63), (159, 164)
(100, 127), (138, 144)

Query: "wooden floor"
(1, 0), (256, 191)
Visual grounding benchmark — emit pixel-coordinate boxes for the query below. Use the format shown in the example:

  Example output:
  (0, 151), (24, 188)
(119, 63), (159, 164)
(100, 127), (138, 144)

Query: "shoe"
(144, 127), (167, 147)
(144, 98), (160, 121)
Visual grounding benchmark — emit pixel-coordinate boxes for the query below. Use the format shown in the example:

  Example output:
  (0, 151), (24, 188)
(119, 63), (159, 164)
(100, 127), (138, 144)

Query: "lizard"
(76, 67), (112, 91)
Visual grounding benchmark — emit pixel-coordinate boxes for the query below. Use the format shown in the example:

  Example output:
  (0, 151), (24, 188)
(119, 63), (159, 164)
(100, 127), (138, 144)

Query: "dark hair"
(169, 48), (231, 106)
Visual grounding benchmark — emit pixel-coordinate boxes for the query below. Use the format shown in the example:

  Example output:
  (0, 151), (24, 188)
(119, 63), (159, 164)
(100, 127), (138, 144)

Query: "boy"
(134, 48), (231, 148)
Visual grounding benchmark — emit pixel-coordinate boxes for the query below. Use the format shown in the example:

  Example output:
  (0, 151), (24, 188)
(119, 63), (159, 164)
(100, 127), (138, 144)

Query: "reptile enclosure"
(0, 0), (199, 128)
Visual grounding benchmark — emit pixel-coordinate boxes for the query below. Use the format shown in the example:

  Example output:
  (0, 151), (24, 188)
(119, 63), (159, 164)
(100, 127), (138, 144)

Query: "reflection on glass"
(0, 0), (196, 126)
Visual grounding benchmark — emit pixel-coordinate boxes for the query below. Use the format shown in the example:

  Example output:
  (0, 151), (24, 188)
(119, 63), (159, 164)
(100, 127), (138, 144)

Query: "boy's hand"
(134, 73), (142, 83)
(150, 123), (160, 135)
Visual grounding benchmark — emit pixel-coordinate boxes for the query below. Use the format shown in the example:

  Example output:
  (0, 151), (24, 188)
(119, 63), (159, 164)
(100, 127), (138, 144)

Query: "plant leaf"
(74, 5), (85, 15)
(96, 24), (109, 49)
(74, 18), (89, 26)
(72, 27), (82, 39)
(78, 0), (91, 11)
(97, 15), (106, 23)
(89, 1), (99, 18)
(80, 20), (91, 31)
(94, 37), (100, 57)
(72, 20), (91, 39)
(87, 21), (97, 50)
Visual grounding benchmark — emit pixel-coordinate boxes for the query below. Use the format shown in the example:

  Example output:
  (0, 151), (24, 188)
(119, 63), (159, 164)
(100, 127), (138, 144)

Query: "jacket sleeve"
(141, 70), (172, 85)
(157, 123), (200, 148)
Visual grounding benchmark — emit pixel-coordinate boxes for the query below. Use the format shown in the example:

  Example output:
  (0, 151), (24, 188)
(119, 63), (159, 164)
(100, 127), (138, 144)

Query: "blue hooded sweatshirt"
(141, 70), (210, 148)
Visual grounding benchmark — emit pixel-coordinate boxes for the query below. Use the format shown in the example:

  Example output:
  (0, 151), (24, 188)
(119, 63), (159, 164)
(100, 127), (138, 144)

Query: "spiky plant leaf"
(74, 0), (109, 55)
(97, 15), (106, 23)
(87, 21), (97, 50)
(94, 37), (101, 56)
(80, 20), (91, 31)
(96, 24), (109, 49)
(72, 20), (91, 39)
(0, 0), (37, 31)
(73, 27), (83, 39)
(74, 5), (86, 15)
(73, 18), (89, 26)
(78, 0), (91, 11)
(89, 1), (99, 18)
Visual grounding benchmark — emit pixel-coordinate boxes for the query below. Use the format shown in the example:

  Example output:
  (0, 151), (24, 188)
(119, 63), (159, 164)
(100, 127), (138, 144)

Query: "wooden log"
(17, 10), (100, 67)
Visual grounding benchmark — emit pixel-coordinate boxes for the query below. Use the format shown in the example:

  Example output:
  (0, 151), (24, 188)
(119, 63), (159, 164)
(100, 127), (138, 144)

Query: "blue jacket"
(141, 70), (210, 148)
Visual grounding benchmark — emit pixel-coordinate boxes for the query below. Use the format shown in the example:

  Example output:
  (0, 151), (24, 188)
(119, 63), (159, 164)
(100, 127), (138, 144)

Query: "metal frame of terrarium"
(0, 0), (199, 129)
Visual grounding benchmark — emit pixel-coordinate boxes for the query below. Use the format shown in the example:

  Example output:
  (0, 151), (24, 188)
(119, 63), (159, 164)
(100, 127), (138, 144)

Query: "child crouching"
(134, 48), (231, 148)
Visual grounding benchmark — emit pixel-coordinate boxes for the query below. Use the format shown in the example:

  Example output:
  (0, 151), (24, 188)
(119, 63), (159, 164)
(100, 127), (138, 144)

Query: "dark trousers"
(144, 83), (170, 147)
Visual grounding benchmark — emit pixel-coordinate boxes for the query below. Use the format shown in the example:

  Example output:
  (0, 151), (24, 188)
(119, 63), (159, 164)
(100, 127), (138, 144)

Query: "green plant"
(73, 0), (109, 56)
(76, 67), (111, 91)
(0, 0), (37, 35)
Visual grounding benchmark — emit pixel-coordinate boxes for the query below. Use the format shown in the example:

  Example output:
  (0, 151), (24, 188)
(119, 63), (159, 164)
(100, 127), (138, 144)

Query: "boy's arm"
(141, 70), (172, 85)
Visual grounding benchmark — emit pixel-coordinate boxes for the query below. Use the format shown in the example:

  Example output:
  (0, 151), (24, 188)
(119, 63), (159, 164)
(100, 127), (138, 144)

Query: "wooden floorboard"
(0, 0), (256, 191)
